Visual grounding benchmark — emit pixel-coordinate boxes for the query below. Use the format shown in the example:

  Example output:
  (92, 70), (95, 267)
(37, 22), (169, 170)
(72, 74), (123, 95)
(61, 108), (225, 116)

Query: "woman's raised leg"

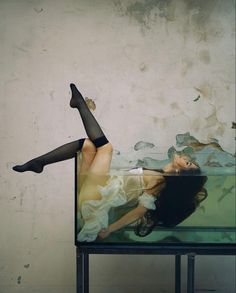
(69, 83), (113, 176)
(13, 139), (86, 173)
(13, 83), (112, 176)
(69, 84), (114, 205)
(70, 83), (109, 148)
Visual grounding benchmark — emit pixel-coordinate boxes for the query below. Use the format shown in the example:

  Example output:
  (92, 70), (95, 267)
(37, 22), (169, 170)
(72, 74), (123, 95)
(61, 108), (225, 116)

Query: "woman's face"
(173, 154), (199, 171)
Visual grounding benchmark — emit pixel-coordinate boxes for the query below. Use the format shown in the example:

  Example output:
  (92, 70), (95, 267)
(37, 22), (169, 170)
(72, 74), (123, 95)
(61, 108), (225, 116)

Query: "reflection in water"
(218, 185), (235, 202)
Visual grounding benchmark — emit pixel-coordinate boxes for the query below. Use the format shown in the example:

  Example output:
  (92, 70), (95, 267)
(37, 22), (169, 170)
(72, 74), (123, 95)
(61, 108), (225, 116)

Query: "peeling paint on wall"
(175, 132), (224, 151)
(176, 132), (199, 146)
(134, 141), (155, 151)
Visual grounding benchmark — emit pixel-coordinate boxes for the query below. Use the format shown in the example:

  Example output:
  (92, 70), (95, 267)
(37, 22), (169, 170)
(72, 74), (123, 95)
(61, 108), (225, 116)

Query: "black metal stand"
(77, 251), (89, 293)
(76, 244), (235, 293)
(76, 250), (83, 293)
(187, 254), (195, 293)
(175, 254), (181, 293)
(76, 252), (193, 293)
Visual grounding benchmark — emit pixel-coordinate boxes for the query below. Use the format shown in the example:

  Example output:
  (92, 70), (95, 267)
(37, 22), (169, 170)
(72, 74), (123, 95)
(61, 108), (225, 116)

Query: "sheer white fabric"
(77, 168), (156, 242)
(138, 192), (156, 210)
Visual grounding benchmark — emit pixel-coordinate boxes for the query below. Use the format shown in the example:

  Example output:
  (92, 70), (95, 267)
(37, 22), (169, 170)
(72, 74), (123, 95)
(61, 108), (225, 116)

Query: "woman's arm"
(98, 205), (147, 239)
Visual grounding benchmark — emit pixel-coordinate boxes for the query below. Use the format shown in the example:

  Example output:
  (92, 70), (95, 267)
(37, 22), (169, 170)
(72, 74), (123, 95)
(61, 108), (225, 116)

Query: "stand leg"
(83, 252), (89, 293)
(187, 254), (195, 293)
(175, 255), (181, 293)
(77, 248), (84, 293)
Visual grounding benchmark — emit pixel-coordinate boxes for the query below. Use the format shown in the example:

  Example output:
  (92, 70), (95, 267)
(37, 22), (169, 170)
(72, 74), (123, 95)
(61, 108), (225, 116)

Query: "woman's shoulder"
(142, 170), (165, 195)
(143, 169), (165, 179)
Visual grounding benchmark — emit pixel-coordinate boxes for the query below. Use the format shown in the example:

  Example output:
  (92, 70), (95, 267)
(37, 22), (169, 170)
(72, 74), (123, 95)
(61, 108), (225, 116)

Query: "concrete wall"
(0, 0), (235, 292)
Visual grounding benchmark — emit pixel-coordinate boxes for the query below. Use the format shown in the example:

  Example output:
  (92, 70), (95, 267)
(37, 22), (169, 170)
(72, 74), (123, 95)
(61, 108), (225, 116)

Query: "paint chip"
(24, 264), (30, 269)
(17, 276), (21, 284)
(114, 149), (121, 155)
(139, 63), (147, 72)
(85, 97), (96, 111)
(176, 132), (199, 147)
(34, 8), (44, 13)
(231, 122), (236, 129)
(193, 95), (200, 102)
(134, 141), (155, 151)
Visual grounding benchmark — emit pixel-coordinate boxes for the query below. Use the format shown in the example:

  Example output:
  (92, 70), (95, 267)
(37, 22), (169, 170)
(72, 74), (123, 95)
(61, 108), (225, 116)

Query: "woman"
(13, 84), (207, 242)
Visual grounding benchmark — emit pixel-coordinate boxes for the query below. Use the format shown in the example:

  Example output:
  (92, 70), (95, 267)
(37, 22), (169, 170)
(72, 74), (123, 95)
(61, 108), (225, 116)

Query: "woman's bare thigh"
(78, 143), (113, 208)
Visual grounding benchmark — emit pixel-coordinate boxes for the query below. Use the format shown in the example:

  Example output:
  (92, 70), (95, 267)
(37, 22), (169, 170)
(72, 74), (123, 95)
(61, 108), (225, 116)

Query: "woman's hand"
(98, 205), (147, 240)
(98, 228), (111, 239)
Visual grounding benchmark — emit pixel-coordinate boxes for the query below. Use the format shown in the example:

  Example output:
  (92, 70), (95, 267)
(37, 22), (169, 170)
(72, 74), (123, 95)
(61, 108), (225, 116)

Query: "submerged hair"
(134, 169), (208, 237)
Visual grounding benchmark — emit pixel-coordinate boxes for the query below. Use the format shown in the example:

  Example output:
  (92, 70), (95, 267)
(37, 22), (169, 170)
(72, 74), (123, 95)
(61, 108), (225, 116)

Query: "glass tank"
(75, 146), (235, 245)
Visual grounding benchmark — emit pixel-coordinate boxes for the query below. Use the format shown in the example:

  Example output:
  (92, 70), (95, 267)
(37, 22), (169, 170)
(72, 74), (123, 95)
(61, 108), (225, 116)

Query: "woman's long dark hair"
(134, 169), (208, 237)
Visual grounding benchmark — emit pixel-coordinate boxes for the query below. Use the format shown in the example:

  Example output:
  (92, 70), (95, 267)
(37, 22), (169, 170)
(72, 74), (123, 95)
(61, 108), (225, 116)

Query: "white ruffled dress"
(77, 167), (156, 242)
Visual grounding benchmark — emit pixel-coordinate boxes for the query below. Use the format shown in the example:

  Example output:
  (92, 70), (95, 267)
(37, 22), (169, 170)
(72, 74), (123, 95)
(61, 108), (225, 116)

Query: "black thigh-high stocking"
(13, 83), (109, 173)
(69, 83), (109, 148)
(13, 139), (85, 173)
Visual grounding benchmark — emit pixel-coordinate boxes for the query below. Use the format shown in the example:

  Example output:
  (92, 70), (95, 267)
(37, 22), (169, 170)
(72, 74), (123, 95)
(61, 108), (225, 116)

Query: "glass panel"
(76, 149), (235, 244)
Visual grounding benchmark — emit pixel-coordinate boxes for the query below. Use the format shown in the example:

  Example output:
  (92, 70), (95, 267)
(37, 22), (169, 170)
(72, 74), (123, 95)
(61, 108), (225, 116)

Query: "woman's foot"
(70, 83), (84, 108)
(13, 160), (44, 173)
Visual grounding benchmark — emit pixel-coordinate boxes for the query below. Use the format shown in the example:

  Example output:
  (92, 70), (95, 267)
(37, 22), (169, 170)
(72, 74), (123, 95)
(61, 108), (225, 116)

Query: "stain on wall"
(139, 62), (148, 72)
(198, 49), (211, 64)
(17, 276), (21, 284)
(184, 0), (216, 27)
(182, 0), (219, 41)
(113, 0), (176, 29)
(194, 83), (213, 100)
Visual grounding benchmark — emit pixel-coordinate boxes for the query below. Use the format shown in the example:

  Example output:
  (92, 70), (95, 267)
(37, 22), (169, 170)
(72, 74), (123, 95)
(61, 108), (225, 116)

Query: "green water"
(76, 143), (236, 244)
(76, 174), (235, 244)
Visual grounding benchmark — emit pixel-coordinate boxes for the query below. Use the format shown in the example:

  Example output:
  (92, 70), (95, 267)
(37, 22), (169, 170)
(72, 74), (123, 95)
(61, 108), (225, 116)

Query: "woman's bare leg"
(79, 139), (97, 187)
(78, 142), (113, 208)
